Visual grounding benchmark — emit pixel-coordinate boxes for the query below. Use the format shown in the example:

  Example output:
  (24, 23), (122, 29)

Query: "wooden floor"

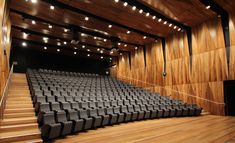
(54, 114), (235, 143)
(0, 73), (42, 143)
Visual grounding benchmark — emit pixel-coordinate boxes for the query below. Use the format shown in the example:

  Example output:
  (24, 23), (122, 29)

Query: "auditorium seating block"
(26, 68), (202, 141)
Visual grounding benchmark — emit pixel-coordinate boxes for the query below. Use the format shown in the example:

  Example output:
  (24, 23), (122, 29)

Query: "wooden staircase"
(0, 73), (42, 143)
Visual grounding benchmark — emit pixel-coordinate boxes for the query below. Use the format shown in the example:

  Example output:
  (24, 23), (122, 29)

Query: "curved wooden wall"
(111, 16), (233, 115)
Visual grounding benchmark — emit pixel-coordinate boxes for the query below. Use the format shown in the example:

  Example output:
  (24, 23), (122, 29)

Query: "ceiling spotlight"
(23, 32), (28, 38)
(143, 36), (147, 39)
(87, 49), (90, 51)
(57, 42), (61, 46)
(108, 25), (112, 28)
(101, 56), (103, 59)
(94, 36), (97, 39)
(97, 48), (100, 51)
(44, 46), (47, 50)
(74, 52), (77, 55)
(135, 47), (138, 50)
(81, 33), (85, 36)
(48, 24), (52, 29)
(127, 31), (130, 34)
(163, 21), (167, 25)
(124, 44), (127, 47)
(31, 20), (36, 25)
(87, 54), (90, 57)
(22, 42), (27, 47)
(169, 23), (172, 27)
(82, 45), (85, 48)
(206, 5), (211, 9)
(178, 28), (181, 31)
(139, 9), (143, 14)
(114, 0), (119, 3)
(120, 53), (122, 56)
(158, 18), (162, 22)
(57, 49), (60, 52)
(174, 26), (177, 29)
(50, 5), (55, 10)
(132, 6), (136, 11)
(74, 47), (77, 49)
(123, 2), (128, 7)
(110, 51), (113, 54)
(118, 43), (121, 46)
(100, 50), (104, 53)
(31, 0), (37, 3)
(103, 39), (107, 42)
(63, 41), (67, 45)
(85, 17), (89, 21)
(43, 37), (48, 41)
(64, 29), (68, 32)
(110, 58), (112, 60)
(152, 16), (156, 20)
(146, 12), (150, 17)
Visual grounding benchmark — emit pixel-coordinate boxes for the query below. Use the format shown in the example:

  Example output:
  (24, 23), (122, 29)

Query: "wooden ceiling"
(9, 0), (223, 60)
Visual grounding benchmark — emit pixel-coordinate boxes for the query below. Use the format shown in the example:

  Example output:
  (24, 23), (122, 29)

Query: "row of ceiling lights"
(21, 41), (112, 60)
(113, 0), (182, 32)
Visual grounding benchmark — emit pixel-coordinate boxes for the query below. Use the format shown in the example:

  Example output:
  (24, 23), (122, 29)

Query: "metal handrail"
(0, 64), (14, 120)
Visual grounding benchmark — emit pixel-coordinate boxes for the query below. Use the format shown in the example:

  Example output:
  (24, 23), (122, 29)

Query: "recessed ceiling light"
(164, 21), (167, 24)
(132, 6), (136, 11)
(110, 51), (113, 54)
(158, 18), (162, 22)
(120, 53), (122, 55)
(63, 41), (67, 45)
(206, 5), (211, 9)
(74, 47), (77, 49)
(139, 9), (143, 14)
(22, 42), (27, 47)
(143, 36), (147, 39)
(123, 2), (128, 7)
(31, 20), (36, 25)
(104, 39), (107, 42)
(114, 0), (119, 3)
(87, 54), (90, 57)
(23, 32), (28, 38)
(50, 5), (54, 10)
(87, 49), (90, 51)
(57, 49), (60, 52)
(57, 42), (61, 46)
(74, 52), (77, 55)
(100, 50), (103, 53)
(110, 58), (112, 60)
(101, 56), (103, 59)
(127, 31), (130, 34)
(174, 26), (177, 29)
(97, 48), (100, 51)
(152, 16), (156, 20)
(169, 23), (172, 27)
(31, 0), (37, 3)
(118, 43), (121, 46)
(108, 25), (112, 28)
(43, 37), (48, 41)
(124, 44), (127, 47)
(82, 45), (85, 48)
(64, 29), (68, 32)
(94, 36), (97, 39)
(135, 47), (138, 50)
(85, 17), (89, 21)
(178, 28), (181, 31)
(44, 46), (47, 50)
(81, 33), (85, 36)
(146, 12), (150, 17)
(48, 24), (52, 29)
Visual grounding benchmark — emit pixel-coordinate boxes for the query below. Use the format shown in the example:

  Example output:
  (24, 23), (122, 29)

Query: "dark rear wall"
(10, 47), (110, 75)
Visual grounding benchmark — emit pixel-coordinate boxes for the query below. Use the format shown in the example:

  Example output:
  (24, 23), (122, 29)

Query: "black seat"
(88, 109), (102, 128)
(113, 107), (125, 123)
(97, 108), (110, 126)
(127, 106), (138, 121)
(133, 105), (145, 120)
(56, 111), (73, 136)
(79, 110), (93, 130)
(140, 105), (151, 119)
(105, 108), (118, 124)
(67, 110), (84, 132)
(120, 106), (132, 122)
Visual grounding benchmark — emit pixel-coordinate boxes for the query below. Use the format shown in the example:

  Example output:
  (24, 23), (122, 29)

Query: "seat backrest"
(47, 96), (56, 103)
(56, 111), (68, 122)
(40, 103), (51, 112)
(89, 109), (98, 117)
(113, 107), (121, 114)
(61, 102), (71, 110)
(65, 96), (74, 102)
(128, 106), (134, 112)
(56, 96), (65, 102)
(106, 108), (114, 114)
(97, 108), (106, 116)
(68, 110), (79, 120)
(79, 110), (89, 118)
(51, 102), (61, 111)
(43, 113), (56, 124)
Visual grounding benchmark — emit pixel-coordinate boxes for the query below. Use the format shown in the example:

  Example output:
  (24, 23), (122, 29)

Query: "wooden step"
(13, 138), (43, 143)
(8, 94), (31, 97)
(0, 123), (38, 132)
(4, 108), (35, 114)
(0, 117), (37, 126)
(4, 112), (35, 119)
(7, 100), (32, 104)
(7, 96), (32, 100)
(6, 104), (33, 109)
(0, 129), (41, 143)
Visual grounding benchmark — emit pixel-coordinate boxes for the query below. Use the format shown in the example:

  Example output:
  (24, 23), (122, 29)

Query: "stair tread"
(2, 117), (37, 122)
(13, 138), (43, 143)
(0, 129), (40, 138)
(0, 123), (38, 129)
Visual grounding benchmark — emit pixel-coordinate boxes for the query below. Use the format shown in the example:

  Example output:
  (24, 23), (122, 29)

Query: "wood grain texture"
(54, 114), (235, 143)
(229, 14), (235, 80)
(112, 17), (228, 115)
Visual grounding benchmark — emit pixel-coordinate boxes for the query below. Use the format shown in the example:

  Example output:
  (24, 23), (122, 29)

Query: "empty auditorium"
(1, 0), (235, 142)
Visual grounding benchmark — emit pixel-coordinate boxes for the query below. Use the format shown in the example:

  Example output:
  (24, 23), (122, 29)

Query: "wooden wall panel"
(229, 14), (235, 80)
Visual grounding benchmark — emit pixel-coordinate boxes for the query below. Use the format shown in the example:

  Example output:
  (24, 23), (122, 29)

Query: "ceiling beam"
(10, 9), (144, 47)
(12, 37), (117, 58)
(122, 0), (189, 30)
(41, 0), (163, 40)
